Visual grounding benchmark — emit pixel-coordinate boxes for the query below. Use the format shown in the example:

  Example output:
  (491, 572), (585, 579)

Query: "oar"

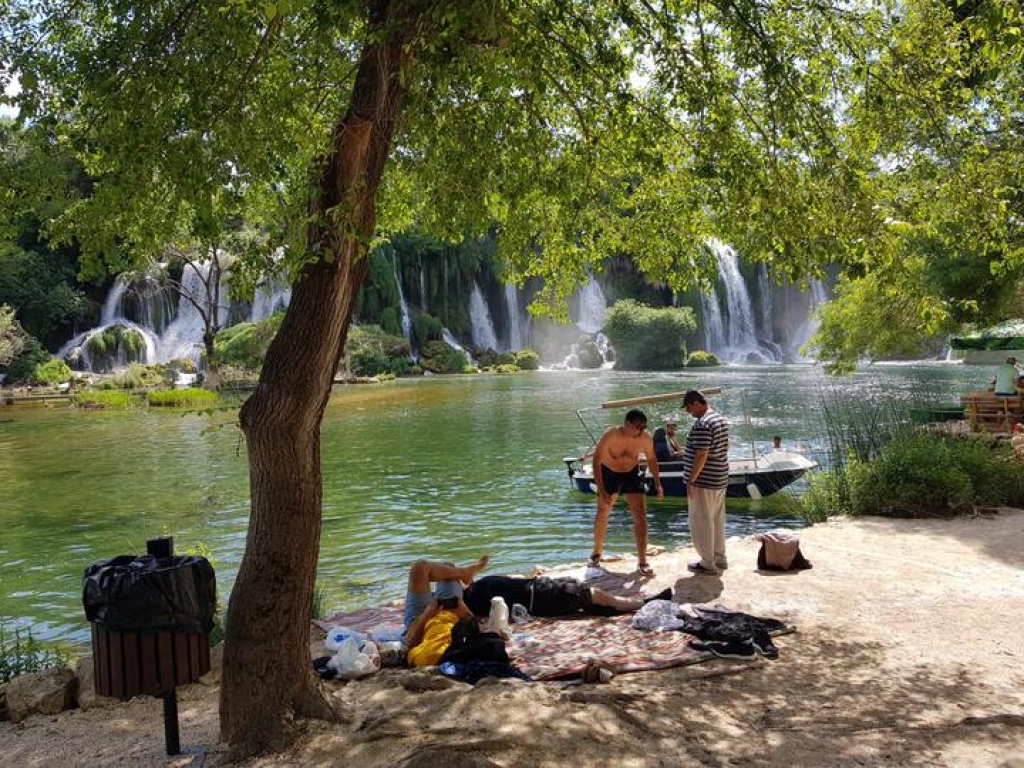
(600, 387), (722, 409)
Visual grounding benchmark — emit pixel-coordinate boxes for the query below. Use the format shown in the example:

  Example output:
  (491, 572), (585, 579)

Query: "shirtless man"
(589, 408), (662, 576)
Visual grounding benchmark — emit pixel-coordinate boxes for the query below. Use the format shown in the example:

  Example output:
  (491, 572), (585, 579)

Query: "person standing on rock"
(590, 408), (662, 576)
(681, 390), (730, 575)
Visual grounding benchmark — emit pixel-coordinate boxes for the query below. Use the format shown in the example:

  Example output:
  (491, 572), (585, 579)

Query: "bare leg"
(626, 493), (649, 565)
(407, 555), (489, 593)
(589, 587), (644, 612)
(592, 493), (617, 559)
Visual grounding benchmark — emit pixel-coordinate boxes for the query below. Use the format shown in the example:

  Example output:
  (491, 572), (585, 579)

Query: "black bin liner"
(83, 554), (216, 634)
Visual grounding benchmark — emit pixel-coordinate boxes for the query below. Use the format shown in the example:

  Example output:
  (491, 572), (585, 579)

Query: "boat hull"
(568, 453), (817, 500)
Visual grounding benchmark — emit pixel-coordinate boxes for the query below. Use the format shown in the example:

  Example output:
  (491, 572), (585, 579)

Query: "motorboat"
(562, 388), (818, 500)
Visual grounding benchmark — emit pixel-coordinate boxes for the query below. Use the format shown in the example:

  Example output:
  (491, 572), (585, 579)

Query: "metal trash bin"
(83, 537), (216, 754)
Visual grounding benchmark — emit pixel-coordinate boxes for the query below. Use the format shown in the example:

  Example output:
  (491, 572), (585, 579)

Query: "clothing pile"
(631, 601), (790, 660)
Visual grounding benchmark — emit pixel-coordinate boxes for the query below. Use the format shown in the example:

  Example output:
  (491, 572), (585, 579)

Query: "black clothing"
(464, 576), (593, 617)
(600, 463), (646, 495)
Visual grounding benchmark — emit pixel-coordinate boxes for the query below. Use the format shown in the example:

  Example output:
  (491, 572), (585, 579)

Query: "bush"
(687, 350), (720, 367)
(1, 620), (69, 684)
(33, 357), (72, 385)
(5, 336), (50, 384)
(73, 391), (144, 409)
(491, 363), (520, 374)
(148, 388), (221, 408)
(603, 299), (696, 370)
(214, 312), (285, 371)
(344, 325), (412, 376)
(419, 339), (468, 374)
(513, 349), (540, 370)
(475, 349), (514, 368)
(98, 363), (165, 390)
(413, 313), (443, 347)
(798, 466), (854, 523)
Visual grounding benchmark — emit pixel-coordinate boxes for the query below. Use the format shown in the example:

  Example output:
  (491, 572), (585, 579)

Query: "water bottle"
(510, 603), (532, 625)
(487, 596), (511, 638)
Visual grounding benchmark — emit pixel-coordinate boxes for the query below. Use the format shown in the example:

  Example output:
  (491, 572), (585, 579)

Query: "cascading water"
(250, 278), (291, 323)
(442, 327), (475, 365)
(155, 261), (231, 364)
(391, 253), (414, 357)
(789, 278), (830, 360)
(574, 276), (607, 334)
(699, 286), (727, 354)
(469, 281), (499, 351)
(504, 284), (524, 351)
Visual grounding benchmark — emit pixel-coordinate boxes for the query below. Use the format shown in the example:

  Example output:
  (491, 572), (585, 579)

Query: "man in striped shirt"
(681, 390), (730, 575)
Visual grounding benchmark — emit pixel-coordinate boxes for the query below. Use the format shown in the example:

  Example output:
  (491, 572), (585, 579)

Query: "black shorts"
(600, 464), (646, 495)
(530, 578), (593, 616)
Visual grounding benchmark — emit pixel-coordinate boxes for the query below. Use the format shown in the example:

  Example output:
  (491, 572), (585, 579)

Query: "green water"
(0, 363), (988, 642)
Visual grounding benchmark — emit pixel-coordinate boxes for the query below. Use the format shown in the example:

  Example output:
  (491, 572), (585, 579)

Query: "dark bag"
(440, 616), (509, 665)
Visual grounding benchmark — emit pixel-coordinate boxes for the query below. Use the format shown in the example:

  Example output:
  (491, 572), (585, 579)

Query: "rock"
(5, 667), (77, 723)
(199, 642), (224, 685)
(74, 656), (118, 711)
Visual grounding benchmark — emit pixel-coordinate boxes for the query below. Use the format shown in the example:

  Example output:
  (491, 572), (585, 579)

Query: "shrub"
(148, 388), (220, 408)
(33, 357), (72, 385)
(687, 350), (720, 367)
(345, 325), (412, 376)
(492, 363), (520, 374)
(73, 391), (144, 409)
(413, 314), (443, 347)
(419, 339), (468, 374)
(1, 620), (69, 685)
(98, 363), (165, 390)
(603, 299), (696, 370)
(5, 337), (51, 384)
(798, 466), (855, 523)
(475, 349), (514, 368)
(214, 312), (284, 371)
(512, 349), (540, 370)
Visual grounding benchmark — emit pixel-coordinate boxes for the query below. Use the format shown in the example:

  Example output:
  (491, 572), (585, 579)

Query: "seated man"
(652, 418), (683, 462)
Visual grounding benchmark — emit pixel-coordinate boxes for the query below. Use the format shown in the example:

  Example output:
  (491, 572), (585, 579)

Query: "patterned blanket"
(317, 605), (715, 681)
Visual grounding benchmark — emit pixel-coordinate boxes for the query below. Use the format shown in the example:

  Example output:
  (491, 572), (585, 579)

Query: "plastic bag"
(325, 626), (367, 650)
(82, 554), (216, 634)
(327, 637), (380, 680)
(630, 599), (685, 631)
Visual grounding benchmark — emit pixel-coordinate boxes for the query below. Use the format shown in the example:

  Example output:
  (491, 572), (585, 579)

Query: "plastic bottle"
(510, 603), (532, 625)
(487, 596), (511, 638)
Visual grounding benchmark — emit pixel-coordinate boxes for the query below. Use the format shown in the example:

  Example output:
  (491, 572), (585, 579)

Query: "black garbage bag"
(83, 554), (216, 634)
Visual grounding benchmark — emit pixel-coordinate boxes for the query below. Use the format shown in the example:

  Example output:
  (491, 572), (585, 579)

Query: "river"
(0, 362), (989, 642)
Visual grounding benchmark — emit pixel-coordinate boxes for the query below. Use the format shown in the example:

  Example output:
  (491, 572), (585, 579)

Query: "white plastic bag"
(325, 626), (367, 651)
(327, 637), (381, 680)
(630, 599), (684, 631)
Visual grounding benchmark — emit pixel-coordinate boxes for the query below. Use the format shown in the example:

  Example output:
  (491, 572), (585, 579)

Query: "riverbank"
(4, 509), (1023, 766)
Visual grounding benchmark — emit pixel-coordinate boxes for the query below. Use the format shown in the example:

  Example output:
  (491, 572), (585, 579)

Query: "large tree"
(3, 0), (882, 757)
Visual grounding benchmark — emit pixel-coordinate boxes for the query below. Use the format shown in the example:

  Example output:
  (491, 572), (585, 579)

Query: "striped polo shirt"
(682, 409), (730, 490)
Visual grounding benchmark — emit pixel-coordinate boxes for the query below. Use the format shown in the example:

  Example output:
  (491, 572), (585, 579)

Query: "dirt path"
(3, 510), (1023, 767)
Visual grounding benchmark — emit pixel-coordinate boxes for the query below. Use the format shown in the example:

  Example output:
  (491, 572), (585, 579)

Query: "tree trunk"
(219, 3), (408, 757)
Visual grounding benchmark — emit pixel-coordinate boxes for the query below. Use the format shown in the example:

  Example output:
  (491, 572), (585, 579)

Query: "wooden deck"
(960, 391), (1024, 433)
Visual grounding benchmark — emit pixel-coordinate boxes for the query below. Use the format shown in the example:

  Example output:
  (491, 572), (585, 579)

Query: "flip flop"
(637, 562), (654, 577)
(587, 552), (602, 568)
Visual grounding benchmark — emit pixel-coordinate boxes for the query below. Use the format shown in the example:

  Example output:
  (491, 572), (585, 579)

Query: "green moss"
(148, 388), (220, 408)
(73, 391), (144, 409)
(513, 349), (540, 370)
(687, 350), (720, 367)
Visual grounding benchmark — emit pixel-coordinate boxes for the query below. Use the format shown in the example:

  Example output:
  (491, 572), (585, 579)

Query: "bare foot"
(462, 553), (490, 584)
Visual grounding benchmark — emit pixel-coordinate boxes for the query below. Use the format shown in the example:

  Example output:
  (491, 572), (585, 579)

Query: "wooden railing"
(960, 391), (1024, 433)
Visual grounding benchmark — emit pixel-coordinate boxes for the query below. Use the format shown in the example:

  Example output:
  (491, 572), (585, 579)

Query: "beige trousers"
(688, 486), (727, 569)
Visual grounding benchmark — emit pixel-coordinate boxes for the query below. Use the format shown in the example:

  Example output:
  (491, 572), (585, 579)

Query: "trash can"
(83, 541), (216, 700)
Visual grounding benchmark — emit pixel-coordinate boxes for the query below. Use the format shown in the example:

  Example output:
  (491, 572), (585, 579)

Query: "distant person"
(590, 408), (663, 576)
(772, 435), (782, 451)
(992, 356), (1024, 396)
(652, 417), (683, 462)
(681, 390), (730, 575)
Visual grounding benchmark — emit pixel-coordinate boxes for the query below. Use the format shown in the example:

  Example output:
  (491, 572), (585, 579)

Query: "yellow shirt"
(407, 610), (459, 667)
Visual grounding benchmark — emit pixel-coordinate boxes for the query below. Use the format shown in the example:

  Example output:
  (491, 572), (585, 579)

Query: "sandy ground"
(3, 510), (1024, 768)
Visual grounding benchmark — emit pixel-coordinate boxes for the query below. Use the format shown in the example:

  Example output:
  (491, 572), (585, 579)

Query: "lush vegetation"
(603, 300), (696, 370)
(344, 325), (414, 377)
(686, 350), (720, 368)
(72, 390), (144, 409)
(214, 313), (285, 372)
(0, 620), (69, 685)
(148, 387), (220, 408)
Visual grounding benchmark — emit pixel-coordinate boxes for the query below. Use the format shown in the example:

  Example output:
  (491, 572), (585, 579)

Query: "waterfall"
(250, 278), (291, 323)
(757, 263), (773, 340)
(699, 287), (727, 353)
(156, 260), (230, 364)
(419, 266), (429, 313)
(442, 327), (475, 365)
(789, 278), (830, 360)
(469, 281), (499, 351)
(99, 275), (130, 325)
(574, 276), (607, 334)
(504, 284), (523, 351)
(391, 252), (414, 352)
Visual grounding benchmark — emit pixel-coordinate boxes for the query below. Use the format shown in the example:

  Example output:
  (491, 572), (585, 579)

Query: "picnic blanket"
(317, 605), (728, 681)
